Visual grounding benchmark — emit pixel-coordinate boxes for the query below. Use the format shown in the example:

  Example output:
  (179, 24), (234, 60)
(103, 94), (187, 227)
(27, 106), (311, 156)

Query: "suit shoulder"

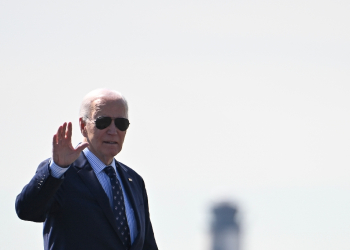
(117, 161), (144, 182)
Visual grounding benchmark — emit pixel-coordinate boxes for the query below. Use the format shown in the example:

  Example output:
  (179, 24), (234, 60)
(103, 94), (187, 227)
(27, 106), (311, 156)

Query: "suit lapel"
(74, 154), (125, 244)
(115, 160), (142, 246)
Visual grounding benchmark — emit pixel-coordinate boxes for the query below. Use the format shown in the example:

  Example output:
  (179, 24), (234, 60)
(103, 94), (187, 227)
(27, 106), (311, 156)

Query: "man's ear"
(79, 117), (87, 137)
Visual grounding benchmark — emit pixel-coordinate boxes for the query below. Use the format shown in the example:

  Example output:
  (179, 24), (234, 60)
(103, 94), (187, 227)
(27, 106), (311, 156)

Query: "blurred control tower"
(211, 203), (240, 250)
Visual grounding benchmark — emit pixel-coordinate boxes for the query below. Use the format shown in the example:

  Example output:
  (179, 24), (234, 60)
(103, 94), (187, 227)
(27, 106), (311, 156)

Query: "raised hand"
(52, 122), (89, 168)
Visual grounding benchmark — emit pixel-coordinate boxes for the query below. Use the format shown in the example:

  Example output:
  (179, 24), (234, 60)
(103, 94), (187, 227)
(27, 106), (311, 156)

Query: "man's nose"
(106, 121), (118, 134)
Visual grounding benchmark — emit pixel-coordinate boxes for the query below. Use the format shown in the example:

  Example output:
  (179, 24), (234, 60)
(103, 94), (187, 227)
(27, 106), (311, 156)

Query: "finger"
(56, 125), (62, 142)
(61, 123), (67, 139)
(52, 134), (57, 146)
(75, 142), (89, 153)
(66, 122), (73, 139)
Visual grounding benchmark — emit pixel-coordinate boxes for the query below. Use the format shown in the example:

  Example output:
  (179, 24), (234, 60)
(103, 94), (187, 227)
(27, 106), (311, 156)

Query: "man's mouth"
(103, 141), (118, 144)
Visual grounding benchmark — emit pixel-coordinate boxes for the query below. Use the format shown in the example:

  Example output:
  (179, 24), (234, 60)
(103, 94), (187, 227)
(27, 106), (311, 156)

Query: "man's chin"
(103, 148), (122, 158)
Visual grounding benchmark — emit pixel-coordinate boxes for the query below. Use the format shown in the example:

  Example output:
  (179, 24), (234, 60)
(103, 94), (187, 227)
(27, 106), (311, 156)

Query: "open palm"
(52, 122), (88, 168)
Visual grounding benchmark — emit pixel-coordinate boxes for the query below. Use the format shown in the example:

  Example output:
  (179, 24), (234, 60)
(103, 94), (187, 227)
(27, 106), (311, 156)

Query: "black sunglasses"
(88, 116), (130, 131)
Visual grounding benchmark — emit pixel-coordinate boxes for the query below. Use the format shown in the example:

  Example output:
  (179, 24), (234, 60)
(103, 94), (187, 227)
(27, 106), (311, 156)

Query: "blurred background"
(1, 0), (350, 249)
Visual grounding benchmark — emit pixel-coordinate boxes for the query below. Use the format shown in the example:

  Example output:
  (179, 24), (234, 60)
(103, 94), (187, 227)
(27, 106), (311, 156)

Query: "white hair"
(79, 89), (128, 122)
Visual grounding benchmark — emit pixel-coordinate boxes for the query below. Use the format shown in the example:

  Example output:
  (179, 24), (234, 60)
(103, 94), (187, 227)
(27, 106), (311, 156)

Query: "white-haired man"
(16, 89), (158, 250)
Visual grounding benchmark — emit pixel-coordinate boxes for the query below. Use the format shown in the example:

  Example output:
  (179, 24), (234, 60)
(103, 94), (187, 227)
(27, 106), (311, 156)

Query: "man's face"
(81, 97), (128, 165)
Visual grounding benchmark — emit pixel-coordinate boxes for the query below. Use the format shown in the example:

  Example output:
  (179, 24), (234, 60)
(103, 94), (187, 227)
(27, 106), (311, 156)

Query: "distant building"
(211, 203), (240, 250)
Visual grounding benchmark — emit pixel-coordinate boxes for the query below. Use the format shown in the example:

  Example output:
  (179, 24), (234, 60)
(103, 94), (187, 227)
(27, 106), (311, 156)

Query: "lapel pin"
(128, 178), (132, 182)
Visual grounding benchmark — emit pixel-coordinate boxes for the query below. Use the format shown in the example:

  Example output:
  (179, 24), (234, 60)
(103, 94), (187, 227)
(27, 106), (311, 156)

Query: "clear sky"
(1, 1), (350, 249)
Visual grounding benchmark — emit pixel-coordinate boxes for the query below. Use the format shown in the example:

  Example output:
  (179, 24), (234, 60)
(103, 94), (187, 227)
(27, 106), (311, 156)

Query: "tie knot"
(104, 166), (116, 177)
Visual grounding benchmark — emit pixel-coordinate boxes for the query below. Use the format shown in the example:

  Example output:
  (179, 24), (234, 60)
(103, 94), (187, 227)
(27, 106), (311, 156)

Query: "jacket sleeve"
(15, 159), (64, 222)
(141, 179), (159, 250)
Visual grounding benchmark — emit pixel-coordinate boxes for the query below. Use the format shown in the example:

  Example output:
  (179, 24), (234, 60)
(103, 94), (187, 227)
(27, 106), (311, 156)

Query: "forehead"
(91, 98), (127, 117)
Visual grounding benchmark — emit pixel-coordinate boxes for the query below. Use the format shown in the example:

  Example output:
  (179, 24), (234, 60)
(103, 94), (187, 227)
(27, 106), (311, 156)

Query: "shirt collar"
(83, 147), (116, 174)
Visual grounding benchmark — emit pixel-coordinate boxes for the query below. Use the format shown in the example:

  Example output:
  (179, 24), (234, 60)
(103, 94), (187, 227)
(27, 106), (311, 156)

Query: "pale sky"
(1, 1), (350, 250)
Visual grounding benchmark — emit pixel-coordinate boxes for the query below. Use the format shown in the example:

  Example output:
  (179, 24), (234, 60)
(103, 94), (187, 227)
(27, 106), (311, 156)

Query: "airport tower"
(211, 203), (240, 250)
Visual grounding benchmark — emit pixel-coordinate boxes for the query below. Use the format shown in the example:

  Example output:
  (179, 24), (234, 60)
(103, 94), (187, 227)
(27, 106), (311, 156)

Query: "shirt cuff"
(49, 160), (70, 179)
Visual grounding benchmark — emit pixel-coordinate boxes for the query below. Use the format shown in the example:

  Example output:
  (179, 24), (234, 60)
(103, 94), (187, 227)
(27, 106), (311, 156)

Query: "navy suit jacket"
(16, 152), (158, 250)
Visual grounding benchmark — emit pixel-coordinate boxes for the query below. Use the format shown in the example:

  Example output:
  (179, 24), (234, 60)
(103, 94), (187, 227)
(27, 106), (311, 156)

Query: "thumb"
(75, 142), (89, 153)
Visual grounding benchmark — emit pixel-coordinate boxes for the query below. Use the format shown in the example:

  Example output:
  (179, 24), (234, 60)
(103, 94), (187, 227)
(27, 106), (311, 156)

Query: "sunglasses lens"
(94, 117), (130, 131)
(95, 117), (112, 129)
(115, 118), (130, 131)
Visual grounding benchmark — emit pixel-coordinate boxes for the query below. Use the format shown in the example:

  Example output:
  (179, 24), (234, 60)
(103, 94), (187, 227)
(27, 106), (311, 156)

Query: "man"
(16, 89), (158, 250)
